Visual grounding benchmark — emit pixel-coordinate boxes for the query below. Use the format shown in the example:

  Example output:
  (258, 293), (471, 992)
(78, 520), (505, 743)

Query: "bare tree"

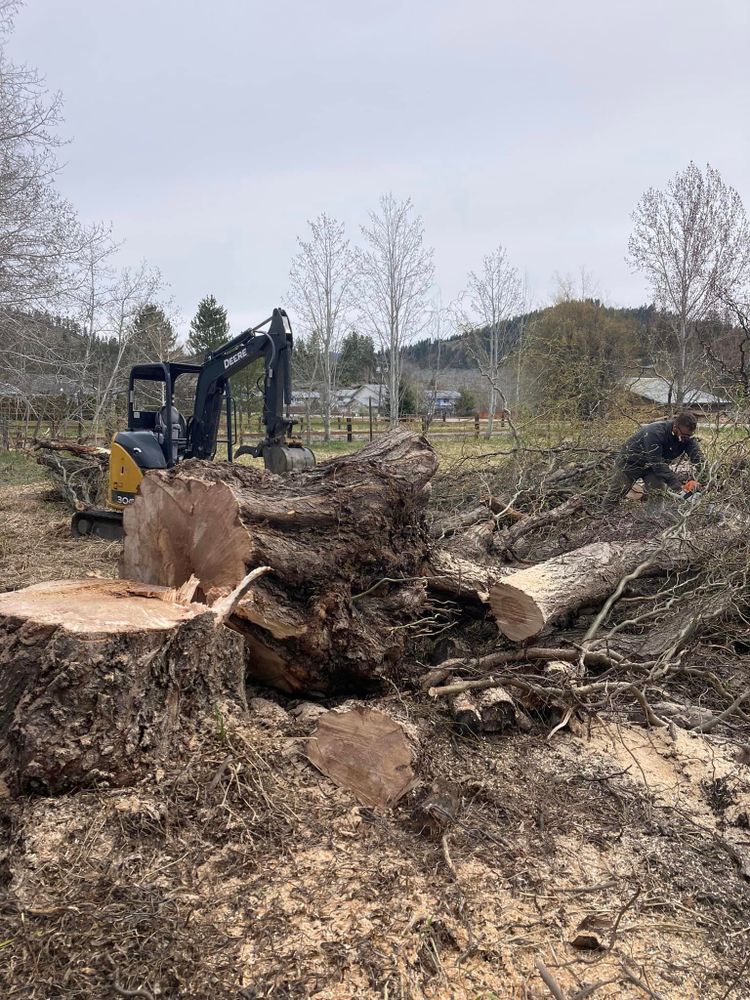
(0, 1), (98, 315)
(288, 214), (355, 441)
(629, 162), (750, 404)
(357, 194), (434, 426)
(461, 245), (522, 438)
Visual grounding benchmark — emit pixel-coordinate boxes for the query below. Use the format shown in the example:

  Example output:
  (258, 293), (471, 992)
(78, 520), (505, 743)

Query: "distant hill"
(403, 303), (657, 370)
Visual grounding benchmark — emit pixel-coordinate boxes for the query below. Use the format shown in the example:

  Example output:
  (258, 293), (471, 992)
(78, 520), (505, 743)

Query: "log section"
(489, 529), (729, 641)
(121, 429), (438, 693)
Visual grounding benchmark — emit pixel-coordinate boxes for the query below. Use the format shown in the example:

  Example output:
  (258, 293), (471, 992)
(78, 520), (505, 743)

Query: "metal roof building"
(622, 376), (729, 409)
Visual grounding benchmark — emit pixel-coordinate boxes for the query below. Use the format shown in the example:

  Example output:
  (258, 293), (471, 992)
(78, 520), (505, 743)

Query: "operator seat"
(154, 405), (187, 464)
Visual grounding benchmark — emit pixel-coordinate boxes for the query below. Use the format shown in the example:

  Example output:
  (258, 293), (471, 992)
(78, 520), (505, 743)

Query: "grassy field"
(2, 413), (744, 488)
(0, 449), (49, 485)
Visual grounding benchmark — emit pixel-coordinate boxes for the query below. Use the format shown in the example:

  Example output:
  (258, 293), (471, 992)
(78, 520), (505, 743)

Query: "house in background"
(425, 388), (462, 415)
(622, 376), (729, 414)
(334, 384), (385, 414)
(289, 384), (387, 417)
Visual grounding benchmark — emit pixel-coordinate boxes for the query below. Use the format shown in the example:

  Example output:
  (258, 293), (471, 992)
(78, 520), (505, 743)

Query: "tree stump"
(0, 579), (245, 794)
(121, 429), (438, 693)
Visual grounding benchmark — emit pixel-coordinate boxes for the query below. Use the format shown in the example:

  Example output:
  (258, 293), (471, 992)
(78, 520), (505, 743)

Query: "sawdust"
(3, 701), (750, 998)
(3, 475), (750, 997)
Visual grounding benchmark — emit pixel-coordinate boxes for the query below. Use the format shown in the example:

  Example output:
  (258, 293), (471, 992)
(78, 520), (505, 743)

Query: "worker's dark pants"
(604, 464), (673, 507)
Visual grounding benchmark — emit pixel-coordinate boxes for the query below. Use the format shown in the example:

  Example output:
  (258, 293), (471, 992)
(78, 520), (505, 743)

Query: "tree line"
(1, 0), (750, 447)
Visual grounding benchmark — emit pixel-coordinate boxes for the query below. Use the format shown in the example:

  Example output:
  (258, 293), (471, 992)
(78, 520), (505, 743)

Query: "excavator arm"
(188, 307), (313, 473)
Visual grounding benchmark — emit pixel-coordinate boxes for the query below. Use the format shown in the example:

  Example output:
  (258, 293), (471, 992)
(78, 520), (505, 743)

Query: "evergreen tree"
(338, 330), (377, 385)
(128, 304), (178, 362)
(187, 295), (229, 358)
(456, 386), (476, 416)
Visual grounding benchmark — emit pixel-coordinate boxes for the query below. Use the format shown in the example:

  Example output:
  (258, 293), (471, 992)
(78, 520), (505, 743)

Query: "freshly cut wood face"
(0, 579), (204, 634)
(122, 476), (253, 591)
(306, 708), (415, 809)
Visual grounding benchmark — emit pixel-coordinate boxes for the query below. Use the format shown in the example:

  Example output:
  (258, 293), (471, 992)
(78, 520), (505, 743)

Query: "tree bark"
(121, 428), (438, 693)
(493, 495), (583, 561)
(0, 579), (246, 795)
(425, 548), (512, 604)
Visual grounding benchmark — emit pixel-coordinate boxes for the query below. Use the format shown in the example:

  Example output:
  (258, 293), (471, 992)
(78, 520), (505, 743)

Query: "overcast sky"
(10, 0), (750, 335)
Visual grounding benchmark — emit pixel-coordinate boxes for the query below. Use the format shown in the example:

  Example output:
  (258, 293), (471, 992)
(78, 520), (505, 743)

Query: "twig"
(695, 686), (750, 734)
(720, 952), (750, 1000)
(535, 958), (568, 1000)
(441, 833), (458, 880)
(608, 885), (641, 949)
(113, 981), (155, 999)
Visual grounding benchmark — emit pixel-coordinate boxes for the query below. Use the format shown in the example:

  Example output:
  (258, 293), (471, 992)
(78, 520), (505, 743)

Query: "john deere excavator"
(72, 307), (315, 540)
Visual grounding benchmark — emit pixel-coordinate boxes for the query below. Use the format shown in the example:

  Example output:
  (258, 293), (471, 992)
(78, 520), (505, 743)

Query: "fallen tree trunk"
(121, 428), (438, 693)
(0, 579), (246, 794)
(489, 528), (731, 642)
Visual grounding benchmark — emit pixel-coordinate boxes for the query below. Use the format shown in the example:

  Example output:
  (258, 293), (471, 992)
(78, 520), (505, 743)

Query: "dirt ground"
(2, 474), (750, 999)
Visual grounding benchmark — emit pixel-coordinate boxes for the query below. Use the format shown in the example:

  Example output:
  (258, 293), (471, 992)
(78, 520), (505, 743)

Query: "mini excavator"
(72, 307), (315, 540)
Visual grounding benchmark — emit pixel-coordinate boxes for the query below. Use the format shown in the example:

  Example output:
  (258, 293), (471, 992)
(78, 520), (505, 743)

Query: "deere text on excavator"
(72, 307), (315, 540)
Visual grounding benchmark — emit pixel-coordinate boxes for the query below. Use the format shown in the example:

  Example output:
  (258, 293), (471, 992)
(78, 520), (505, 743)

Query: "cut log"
(450, 693), (483, 733)
(450, 687), (520, 735)
(489, 530), (732, 642)
(121, 428), (438, 693)
(0, 579), (246, 794)
(305, 707), (415, 809)
(426, 548), (513, 604)
(476, 686), (517, 732)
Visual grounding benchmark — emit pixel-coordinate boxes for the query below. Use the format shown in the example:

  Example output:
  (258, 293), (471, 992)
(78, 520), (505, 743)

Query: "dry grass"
(0, 480), (117, 591)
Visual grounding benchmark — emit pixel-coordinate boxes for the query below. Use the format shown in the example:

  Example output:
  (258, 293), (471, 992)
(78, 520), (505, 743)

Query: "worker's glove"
(679, 479), (701, 500)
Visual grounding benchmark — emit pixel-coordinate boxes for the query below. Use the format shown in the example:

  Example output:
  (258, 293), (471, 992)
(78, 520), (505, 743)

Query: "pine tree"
(128, 304), (178, 362)
(187, 295), (229, 358)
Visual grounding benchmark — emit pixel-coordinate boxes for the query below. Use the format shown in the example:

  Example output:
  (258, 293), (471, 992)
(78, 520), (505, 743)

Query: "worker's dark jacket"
(616, 420), (705, 490)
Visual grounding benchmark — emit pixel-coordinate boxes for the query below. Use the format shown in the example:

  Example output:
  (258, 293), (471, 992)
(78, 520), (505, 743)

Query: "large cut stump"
(0, 579), (245, 794)
(121, 429), (438, 692)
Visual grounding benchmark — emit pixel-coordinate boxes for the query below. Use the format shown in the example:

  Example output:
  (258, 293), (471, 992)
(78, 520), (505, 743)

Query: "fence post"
(346, 417), (352, 442)
(368, 399), (373, 441)
(474, 414), (480, 439)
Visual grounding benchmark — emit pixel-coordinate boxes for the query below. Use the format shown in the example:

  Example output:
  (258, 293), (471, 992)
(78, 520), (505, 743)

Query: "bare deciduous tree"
(461, 245), (522, 437)
(629, 162), (750, 404)
(288, 214), (355, 441)
(357, 194), (434, 426)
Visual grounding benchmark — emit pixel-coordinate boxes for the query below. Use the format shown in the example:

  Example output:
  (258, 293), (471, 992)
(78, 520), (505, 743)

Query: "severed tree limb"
(535, 959), (568, 1000)
(494, 495), (584, 561)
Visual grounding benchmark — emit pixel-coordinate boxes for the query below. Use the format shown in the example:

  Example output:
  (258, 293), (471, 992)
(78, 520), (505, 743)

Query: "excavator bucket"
(263, 445), (316, 475)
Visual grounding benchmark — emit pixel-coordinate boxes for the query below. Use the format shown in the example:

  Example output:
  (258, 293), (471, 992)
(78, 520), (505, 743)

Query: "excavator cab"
(72, 308), (316, 540)
(109, 362), (201, 505)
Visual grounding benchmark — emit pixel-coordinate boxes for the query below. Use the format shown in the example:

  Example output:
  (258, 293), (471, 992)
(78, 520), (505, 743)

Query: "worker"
(604, 411), (705, 506)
